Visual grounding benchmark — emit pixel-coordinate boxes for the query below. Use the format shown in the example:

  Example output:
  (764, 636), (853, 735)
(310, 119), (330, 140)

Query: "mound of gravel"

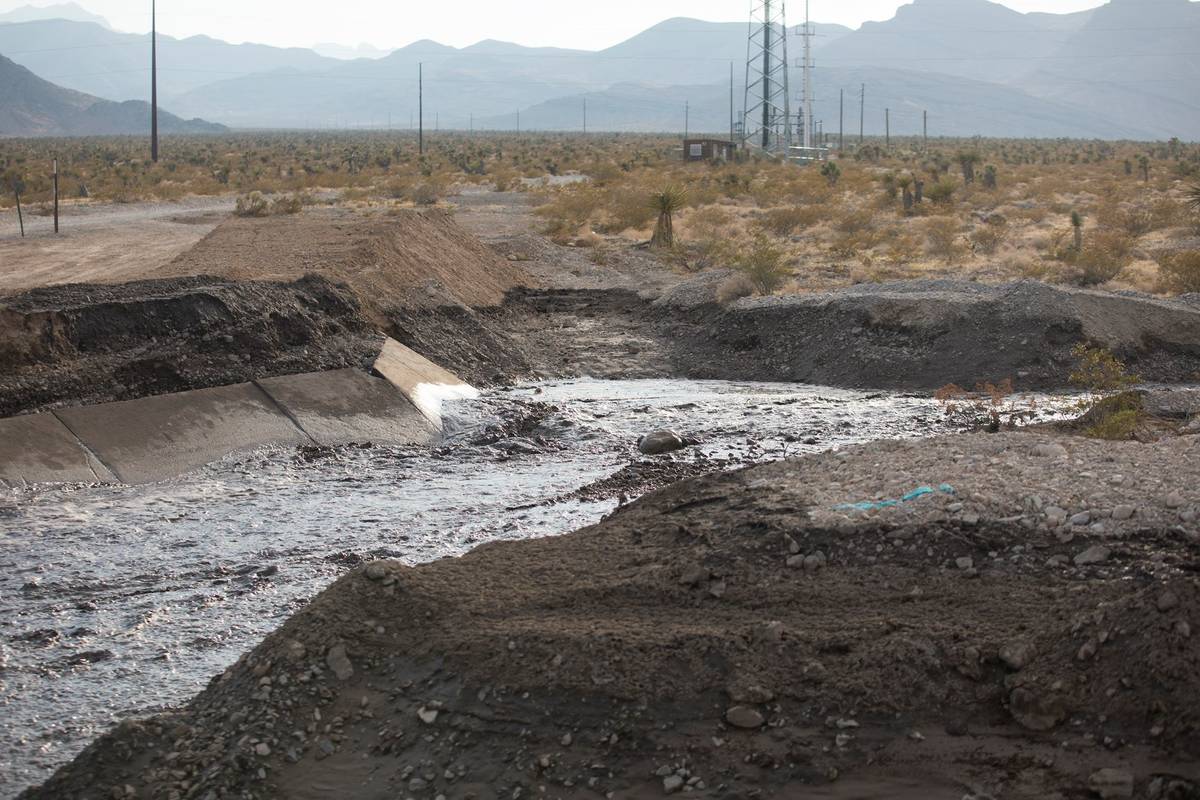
(0, 275), (381, 416)
(23, 431), (1198, 799)
(663, 279), (1200, 390)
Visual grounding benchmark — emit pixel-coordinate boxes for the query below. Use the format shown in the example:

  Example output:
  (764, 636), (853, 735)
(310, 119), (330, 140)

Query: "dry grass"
(3, 132), (1197, 300)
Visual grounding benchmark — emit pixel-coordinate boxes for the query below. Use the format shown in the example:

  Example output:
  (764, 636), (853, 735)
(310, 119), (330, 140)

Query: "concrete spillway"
(0, 339), (474, 486)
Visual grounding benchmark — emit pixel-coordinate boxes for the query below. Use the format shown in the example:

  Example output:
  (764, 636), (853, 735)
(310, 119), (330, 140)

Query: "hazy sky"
(3, 0), (1113, 50)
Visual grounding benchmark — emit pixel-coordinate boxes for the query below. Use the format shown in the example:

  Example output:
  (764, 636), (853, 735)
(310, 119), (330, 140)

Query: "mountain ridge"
(0, 2), (1195, 139)
(0, 52), (225, 136)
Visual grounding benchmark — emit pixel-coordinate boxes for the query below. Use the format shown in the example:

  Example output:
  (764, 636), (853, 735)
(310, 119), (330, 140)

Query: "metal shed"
(683, 139), (736, 163)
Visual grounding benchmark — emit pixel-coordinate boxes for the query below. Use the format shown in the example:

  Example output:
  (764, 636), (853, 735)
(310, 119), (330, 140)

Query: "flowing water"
(0, 378), (1076, 796)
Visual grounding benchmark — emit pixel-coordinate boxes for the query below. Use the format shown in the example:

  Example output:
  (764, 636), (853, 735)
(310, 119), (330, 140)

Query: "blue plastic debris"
(835, 484), (956, 513)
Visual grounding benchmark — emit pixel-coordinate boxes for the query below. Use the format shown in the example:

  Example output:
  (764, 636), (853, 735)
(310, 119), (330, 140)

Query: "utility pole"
(839, 88), (844, 152)
(859, 83), (865, 144)
(418, 63), (424, 155)
(583, 99), (587, 134)
(685, 101), (689, 139)
(923, 109), (928, 145)
(729, 62), (735, 144)
(885, 108), (890, 148)
(516, 109), (520, 134)
(53, 158), (59, 234)
(150, 0), (158, 162)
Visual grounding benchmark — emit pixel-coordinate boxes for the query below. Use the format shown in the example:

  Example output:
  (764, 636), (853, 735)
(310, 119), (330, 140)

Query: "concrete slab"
(0, 413), (115, 485)
(257, 369), (437, 446)
(373, 337), (479, 426)
(56, 383), (313, 484)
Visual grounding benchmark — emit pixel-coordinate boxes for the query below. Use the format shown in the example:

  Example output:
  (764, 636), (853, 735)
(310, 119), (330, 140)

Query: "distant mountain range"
(1, 0), (1197, 139)
(0, 2), (108, 28)
(0, 53), (225, 136)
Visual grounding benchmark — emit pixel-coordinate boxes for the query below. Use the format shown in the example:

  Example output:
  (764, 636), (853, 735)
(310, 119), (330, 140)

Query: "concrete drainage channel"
(0, 338), (473, 487)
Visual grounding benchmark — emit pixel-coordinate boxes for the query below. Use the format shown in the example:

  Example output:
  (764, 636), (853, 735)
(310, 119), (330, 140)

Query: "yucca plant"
(649, 185), (686, 248)
(1187, 184), (1200, 212)
(1071, 210), (1084, 252)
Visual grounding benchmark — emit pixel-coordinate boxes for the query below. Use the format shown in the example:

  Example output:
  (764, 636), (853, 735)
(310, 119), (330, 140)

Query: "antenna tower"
(742, 0), (791, 156)
(798, 0), (814, 150)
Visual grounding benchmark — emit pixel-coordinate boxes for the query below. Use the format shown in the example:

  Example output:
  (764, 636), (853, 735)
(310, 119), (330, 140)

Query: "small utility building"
(683, 139), (736, 162)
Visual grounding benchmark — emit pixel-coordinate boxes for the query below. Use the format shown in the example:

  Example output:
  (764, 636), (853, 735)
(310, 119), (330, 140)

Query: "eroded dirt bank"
(22, 432), (1199, 800)
(0, 275), (381, 417)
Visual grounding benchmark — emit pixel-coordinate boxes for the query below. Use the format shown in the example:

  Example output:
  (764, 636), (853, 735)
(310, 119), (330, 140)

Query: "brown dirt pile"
(0, 275), (380, 416)
(159, 208), (535, 321)
(24, 432), (1198, 799)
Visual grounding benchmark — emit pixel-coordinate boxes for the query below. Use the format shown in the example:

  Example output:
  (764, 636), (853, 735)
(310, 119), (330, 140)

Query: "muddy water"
(0, 379), (1074, 796)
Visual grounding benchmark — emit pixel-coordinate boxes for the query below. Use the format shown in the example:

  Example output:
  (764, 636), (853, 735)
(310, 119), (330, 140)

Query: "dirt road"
(0, 197), (232, 292)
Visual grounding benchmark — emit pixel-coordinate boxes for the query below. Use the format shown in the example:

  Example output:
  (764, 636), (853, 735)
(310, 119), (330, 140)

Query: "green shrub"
(1079, 391), (1144, 440)
(925, 176), (958, 204)
(734, 234), (790, 295)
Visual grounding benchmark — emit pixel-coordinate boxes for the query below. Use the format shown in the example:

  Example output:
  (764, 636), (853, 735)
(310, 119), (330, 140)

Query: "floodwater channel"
(0, 378), (1077, 796)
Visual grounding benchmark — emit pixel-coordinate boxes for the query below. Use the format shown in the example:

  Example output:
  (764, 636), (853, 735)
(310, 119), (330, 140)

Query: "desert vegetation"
(2, 132), (1198, 295)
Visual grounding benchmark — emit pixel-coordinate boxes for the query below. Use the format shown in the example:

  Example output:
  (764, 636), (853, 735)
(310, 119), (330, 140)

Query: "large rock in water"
(659, 279), (1200, 391)
(638, 429), (688, 455)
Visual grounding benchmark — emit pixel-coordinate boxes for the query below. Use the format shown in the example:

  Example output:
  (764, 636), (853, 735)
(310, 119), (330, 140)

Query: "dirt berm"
(659, 278), (1200, 391)
(0, 275), (382, 417)
(24, 432), (1199, 799)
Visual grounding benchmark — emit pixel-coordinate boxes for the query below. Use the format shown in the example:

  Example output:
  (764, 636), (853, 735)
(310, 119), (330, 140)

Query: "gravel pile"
(22, 429), (1198, 800)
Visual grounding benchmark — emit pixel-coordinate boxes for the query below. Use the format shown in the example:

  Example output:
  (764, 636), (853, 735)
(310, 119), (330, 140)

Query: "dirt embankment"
(24, 432), (1199, 800)
(0, 276), (381, 417)
(658, 277), (1200, 391)
(160, 207), (534, 320)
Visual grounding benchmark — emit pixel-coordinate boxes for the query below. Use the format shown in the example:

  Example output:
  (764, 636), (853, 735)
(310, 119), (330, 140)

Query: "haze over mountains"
(0, 53), (224, 136)
(1, 0), (1197, 139)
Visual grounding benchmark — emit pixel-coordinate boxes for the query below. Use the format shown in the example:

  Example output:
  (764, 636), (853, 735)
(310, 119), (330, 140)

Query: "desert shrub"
(833, 206), (875, 235)
(923, 216), (964, 262)
(1070, 343), (1140, 392)
(408, 181), (442, 206)
(881, 230), (924, 266)
(716, 272), (756, 304)
(1080, 392), (1144, 441)
(925, 176), (958, 205)
(758, 205), (823, 236)
(1071, 230), (1135, 286)
(969, 219), (1009, 255)
(682, 206), (735, 267)
(734, 234), (790, 295)
(234, 191), (270, 217)
(935, 380), (1038, 432)
(269, 194), (304, 215)
(1156, 249), (1200, 294)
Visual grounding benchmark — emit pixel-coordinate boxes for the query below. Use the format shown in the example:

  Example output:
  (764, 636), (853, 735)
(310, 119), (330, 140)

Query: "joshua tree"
(820, 160), (841, 187)
(1124, 159), (1133, 176)
(649, 185), (686, 249)
(982, 165), (998, 190)
(957, 151), (981, 184)
(1138, 155), (1150, 182)
(1071, 210), (1084, 253)
(897, 173), (915, 213)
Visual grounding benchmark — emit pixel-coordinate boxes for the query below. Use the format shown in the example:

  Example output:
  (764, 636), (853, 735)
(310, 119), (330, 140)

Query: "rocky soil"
(0, 275), (381, 416)
(22, 430), (1199, 800)
(658, 278), (1200, 391)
